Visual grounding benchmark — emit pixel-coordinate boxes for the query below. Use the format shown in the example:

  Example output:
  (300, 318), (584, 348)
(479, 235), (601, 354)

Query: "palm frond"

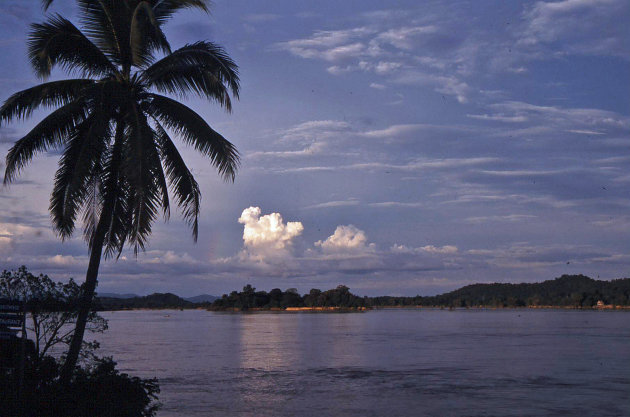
(0, 79), (94, 124)
(144, 61), (232, 110)
(102, 175), (132, 258)
(78, 0), (131, 69)
(151, 0), (210, 23)
(28, 14), (117, 79)
(100, 122), (132, 258)
(82, 173), (103, 247)
(42, 0), (211, 22)
(146, 94), (239, 181)
(154, 121), (200, 240)
(124, 102), (164, 253)
(50, 112), (112, 239)
(130, 1), (171, 68)
(143, 41), (239, 105)
(41, 0), (54, 11)
(4, 100), (88, 184)
(149, 129), (171, 220)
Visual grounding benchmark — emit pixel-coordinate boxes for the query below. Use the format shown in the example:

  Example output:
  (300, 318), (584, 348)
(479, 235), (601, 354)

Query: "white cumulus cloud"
(238, 207), (304, 261)
(420, 245), (459, 255)
(391, 244), (458, 255)
(315, 225), (375, 253)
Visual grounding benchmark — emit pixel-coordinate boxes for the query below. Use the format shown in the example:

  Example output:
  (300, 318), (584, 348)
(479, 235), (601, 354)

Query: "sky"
(0, 0), (628, 297)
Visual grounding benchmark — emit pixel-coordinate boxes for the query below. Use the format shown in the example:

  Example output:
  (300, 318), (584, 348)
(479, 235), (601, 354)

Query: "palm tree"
(0, 0), (239, 382)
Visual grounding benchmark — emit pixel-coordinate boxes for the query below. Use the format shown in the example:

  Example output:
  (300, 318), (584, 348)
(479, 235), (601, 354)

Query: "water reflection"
(234, 313), (372, 409)
(94, 309), (630, 417)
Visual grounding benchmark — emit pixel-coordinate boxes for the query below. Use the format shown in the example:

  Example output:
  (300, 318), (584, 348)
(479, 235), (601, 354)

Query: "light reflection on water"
(94, 309), (630, 416)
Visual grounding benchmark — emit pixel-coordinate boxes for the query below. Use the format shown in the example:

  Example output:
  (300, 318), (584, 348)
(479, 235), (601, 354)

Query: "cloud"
(466, 114), (528, 123)
(0, 222), (50, 255)
(419, 245), (459, 254)
(242, 13), (281, 23)
(274, 19), (475, 102)
(274, 157), (499, 174)
(464, 214), (538, 224)
(476, 169), (568, 177)
(488, 101), (630, 131)
(143, 250), (197, 265)
(519, 0), (630, 59)
(0, 3), (34, 28)
(567, 129), (605, 135)
(392, 71), (471, 103)
(238, 207), (304, 260)
(368, 201), (424, 208)
(361, 124), (424, 138)
(47, 254), (83, 267)
(247, 142), (326, 159)
(315, 225), (375, 253)
(304, 199), (359, 210)
(275, 27), (376, 61)
(375, 25), (439, 50)
(246, 120), (355, 168)
(391, 244), (458, 255)
(277, 120), (352, 144)
(466, 242), (623, 269)
(275, 0), (629, 109)
(0, 126), (19, 144)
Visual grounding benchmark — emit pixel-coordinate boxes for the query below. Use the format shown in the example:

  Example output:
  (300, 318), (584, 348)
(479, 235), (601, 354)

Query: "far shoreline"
(95, 275), (630, 312)
(99, 304), (630, 312)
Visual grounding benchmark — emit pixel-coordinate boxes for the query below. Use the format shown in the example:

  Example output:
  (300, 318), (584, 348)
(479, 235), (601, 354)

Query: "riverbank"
(373, 304), (630, 311)
(96, 304), (630, 312)
(95, 301), (630, 312)
(93, 275), (630, 312)
(208, 306), (369, 312)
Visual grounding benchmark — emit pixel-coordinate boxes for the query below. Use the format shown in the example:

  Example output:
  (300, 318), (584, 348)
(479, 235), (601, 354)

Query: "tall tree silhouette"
(0, 0), (239, 382)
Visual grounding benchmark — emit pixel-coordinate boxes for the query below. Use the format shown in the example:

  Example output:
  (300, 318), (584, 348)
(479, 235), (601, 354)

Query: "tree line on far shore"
(372, 275), (630, 308)
(209, 284), (366, 310)
(209, 274), (630, 311)
(86, 274), (630, 311)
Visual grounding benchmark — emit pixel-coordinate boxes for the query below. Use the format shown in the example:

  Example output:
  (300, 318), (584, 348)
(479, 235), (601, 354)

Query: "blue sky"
(0, 0), (628, 296)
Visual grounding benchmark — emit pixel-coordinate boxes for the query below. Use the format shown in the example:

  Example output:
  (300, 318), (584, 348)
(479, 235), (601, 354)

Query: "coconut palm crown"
(0, 0), (239, 381)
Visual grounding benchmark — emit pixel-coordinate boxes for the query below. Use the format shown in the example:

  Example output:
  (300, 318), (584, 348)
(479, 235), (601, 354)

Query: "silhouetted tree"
(0, 266), (107, 365)
(1, 0), (239, 382)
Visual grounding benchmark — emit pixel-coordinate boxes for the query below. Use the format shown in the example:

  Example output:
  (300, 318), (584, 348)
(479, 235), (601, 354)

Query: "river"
(94, 309), (630, 416)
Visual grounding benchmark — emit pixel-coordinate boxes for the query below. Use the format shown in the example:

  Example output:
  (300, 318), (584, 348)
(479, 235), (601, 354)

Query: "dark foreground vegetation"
(1, 267), (160, 416)
(0, 341), (159, 417)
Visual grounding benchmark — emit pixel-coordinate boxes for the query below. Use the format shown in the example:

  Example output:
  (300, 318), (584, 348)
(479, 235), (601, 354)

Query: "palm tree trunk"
(59, 119), (124, 385)
(59, 214), (108, 384)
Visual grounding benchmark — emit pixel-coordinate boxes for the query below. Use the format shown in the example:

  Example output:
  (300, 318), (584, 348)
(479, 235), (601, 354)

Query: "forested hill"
(211, 275), (630, 310)
(93, 293), (195, 310)
(372, 275), (630, 308)
(90, 275), (630, 310)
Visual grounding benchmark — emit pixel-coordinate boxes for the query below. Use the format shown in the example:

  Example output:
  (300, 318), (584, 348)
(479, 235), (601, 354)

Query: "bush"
(0, 341), (160, 417)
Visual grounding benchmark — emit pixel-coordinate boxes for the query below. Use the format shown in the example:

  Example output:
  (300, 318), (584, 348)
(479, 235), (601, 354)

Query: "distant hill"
(92, 275), (630, 310)
(185, 294), (218, 303)
(97, 292), (139, 299)
(94, 293), (193, 310)
(370, 275), (630, 308)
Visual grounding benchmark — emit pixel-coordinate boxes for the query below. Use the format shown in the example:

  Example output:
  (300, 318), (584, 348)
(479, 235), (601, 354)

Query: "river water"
(95, 309), (630, 416)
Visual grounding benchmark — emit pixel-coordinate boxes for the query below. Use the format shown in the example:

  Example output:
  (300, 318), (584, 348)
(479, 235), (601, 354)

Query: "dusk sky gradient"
(0, 0), (628, 296)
